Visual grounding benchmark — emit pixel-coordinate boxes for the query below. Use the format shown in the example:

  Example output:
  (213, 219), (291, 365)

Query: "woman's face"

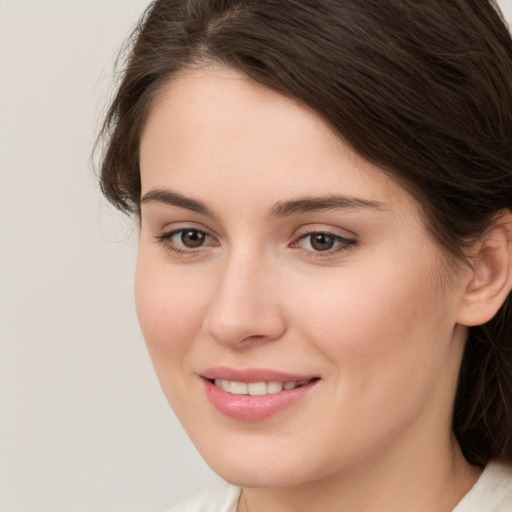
(137, 66), (469, 487)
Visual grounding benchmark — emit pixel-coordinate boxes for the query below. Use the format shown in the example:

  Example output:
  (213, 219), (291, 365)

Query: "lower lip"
(203, 379), (318, 421)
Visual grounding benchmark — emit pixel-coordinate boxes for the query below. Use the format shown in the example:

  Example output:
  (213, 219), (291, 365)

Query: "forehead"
(139, 66), (416, 218)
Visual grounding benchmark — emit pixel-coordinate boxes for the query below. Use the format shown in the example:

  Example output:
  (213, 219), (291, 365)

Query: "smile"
(203, 371), (320, 421)
(213, 379), (312, 395)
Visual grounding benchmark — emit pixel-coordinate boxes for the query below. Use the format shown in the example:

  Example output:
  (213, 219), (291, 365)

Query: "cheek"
(134, 250), (209, 367)
(284, 264), (459, 464)
(291, 259), (454, 401)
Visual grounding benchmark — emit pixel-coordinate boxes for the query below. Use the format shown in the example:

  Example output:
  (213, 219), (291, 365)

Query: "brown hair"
(97, 0), (512, 466)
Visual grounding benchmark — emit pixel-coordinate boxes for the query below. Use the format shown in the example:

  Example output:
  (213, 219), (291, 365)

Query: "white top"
(167, 481), (240, 512)
(167, 462), (512, 512)
(452, 462), (512, 512)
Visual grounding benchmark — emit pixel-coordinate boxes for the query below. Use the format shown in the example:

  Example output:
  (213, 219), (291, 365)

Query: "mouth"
(209, 378), (315, 396)
(201, 369), (320, 421)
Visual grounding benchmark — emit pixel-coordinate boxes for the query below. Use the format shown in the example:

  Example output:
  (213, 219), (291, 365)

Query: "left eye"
(177, 229), (208, 248)
(297, 232), (353, 252)
(157, 228), (214, 251)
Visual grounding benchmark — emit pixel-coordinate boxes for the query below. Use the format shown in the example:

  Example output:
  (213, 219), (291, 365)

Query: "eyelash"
(292, 231), (357, 258)
(155, 228), (217, 257)
(155, 228), (357, 259)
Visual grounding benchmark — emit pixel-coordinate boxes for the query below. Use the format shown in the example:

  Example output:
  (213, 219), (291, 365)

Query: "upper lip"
(201, 366), (318, 383)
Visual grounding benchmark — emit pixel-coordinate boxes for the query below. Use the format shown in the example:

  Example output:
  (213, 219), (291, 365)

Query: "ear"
(457, 210), (512, 327)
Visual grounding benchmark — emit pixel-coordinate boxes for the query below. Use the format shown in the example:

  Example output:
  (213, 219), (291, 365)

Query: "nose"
(203, 251), (287, 348)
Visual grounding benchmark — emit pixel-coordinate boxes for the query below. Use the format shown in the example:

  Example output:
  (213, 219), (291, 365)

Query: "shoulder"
(166, 480), (242, 512)
(453, 462), (512, 512)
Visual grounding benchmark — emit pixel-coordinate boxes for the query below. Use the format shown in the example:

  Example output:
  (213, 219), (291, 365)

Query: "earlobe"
(457, 210), (512, 327)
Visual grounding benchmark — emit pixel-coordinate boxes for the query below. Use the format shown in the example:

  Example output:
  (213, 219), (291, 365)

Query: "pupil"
(311, 233), (334, 251)
(181, 230), (205, 248)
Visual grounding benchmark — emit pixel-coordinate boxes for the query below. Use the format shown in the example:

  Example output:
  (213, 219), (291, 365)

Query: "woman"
(97, 1), (512, 510)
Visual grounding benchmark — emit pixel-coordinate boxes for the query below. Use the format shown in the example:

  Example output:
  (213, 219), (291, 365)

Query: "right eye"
(156, 228), (217, 255)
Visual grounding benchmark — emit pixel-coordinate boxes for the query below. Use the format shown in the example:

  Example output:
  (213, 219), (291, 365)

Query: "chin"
(209, 460), (311, 489)
(191, 434), (335, 489)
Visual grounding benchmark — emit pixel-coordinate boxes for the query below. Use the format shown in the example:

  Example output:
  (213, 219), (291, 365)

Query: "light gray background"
(1, 1), (512, 511)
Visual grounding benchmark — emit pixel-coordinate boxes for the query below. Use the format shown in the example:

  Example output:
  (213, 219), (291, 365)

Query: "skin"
(136, 66), (485, 511)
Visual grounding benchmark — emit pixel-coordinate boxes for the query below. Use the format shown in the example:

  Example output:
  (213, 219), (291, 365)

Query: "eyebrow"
(270, 195), (386, 217)
(141, 188), (218, 219)
(140, 188), (385, 218)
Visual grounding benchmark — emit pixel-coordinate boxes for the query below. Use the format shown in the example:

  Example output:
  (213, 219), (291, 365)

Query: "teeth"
(229, 381), (248, 395)
(214, 379), (310, 395)
(248, 382), (267, 396)
(267, 381), (284, 394)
